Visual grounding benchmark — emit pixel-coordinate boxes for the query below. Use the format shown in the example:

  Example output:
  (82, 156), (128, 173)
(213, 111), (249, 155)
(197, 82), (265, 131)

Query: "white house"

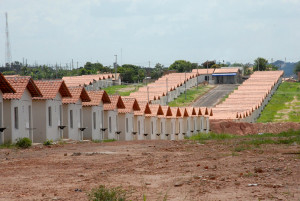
(171, 107), (182, 140)
(62, 86), (91, 141)
(118, 97), (140, 141)
(186, 107), (199, 134)
(148, 104), (164, 140)
(0, 73), (16, 144)
(178, 107), (191, 138)
(134, 101), (152, 140)
(82, 90), (111, 141)
(159, 106), (173, 140)
(103, 95), (125, 140)
(32, 80), (72, 143)
(3, 76), (42, 143)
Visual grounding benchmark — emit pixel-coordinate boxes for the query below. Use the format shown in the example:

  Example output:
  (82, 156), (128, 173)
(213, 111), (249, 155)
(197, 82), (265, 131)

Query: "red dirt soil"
(0, 139), (299, 201)
(210, 121), (300, 135)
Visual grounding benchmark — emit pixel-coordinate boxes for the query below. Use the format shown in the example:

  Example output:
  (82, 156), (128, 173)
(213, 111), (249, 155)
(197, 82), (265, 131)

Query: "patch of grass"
(257, 82), (300, 123)
(43, 139), (53, 146)
(234, 145), (250, 152)
(103, 139), (116, 143)
(16, 137), (32, 148)
(0, 142), (15, 149)
(104, 84), (144, 96)
(189, 132), (235, 142)
(168, 84), (214, 107)
(88, 185), (127, 201)
(92, 139), (101, 143)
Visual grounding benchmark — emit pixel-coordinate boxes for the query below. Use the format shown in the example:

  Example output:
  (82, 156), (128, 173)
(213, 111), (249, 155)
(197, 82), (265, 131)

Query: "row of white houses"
(0, 73), (211, 144)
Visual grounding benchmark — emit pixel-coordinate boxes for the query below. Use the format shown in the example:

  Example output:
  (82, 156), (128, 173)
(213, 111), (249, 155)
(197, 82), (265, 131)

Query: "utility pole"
(149, 61), (150, 68)
(77, 61), (78, 69)
(5, 13), (12, 68)
(114, 55), (117, 85)
(206, 60), (209, 83)
(197, 63), (199, 90)
(147, 86), (149, 103)
(166, 78), (168, 105)
(72, 59), (73, 70)
(185, 71), (187, 100)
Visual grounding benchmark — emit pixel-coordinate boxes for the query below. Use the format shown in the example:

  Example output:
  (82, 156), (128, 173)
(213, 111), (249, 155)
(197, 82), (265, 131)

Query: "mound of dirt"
(210, 120), (300, 135)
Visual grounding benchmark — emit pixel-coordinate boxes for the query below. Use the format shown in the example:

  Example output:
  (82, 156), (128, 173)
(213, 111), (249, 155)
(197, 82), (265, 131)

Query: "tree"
(201, 61), (216, 69)
(253, 57), (268, 71)
(151, 63), (164, 79)
(293, 61), (300, 74)
(169, 60), (193, 72)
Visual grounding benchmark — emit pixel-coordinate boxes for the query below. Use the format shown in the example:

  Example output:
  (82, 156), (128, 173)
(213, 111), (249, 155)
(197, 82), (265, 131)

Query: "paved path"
(192, 84), (239, 107)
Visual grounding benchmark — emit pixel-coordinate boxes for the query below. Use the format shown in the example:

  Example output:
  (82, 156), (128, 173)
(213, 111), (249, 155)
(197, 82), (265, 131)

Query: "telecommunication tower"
(5, 12), (12, 67)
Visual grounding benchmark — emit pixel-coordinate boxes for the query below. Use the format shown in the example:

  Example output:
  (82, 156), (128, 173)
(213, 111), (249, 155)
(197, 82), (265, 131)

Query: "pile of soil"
(210, 120), (300, 135)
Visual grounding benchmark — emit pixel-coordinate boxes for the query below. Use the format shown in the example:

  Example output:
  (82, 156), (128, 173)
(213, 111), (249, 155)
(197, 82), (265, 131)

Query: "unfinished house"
(82, 90), (111, 141)
(134, 101), (152, 140)
(32, 80), (72, 143)
(62, 87), (91, 141)
(118, 97), (140, 141)
(103, 95), (125, 140)
(3, 76), (42, 143)
(148, 104), (164, 140)
(0, 73), (16, 144)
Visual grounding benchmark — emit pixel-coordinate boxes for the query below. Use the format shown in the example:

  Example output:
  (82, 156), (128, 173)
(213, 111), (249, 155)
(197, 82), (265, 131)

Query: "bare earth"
(0, 140), (299, 201)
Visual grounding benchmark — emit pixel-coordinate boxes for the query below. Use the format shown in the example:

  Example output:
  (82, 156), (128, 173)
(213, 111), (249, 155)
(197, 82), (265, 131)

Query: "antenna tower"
(5, 12), (12, 67)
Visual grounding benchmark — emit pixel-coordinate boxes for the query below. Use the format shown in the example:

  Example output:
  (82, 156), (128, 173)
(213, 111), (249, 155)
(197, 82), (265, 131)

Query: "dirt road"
(0, 139), (299, 201)
(192, 84), (238, 107)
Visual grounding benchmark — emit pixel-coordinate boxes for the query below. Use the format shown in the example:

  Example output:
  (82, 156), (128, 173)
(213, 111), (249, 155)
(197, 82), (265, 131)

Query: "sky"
(0, 0), (300, 67)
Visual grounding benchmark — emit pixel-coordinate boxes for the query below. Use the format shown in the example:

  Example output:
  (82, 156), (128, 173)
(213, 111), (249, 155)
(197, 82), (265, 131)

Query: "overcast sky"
(0, 0), (300, 67)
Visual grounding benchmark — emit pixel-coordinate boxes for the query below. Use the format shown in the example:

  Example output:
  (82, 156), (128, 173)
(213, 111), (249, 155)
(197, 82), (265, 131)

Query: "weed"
(0, 141), (15, 149)
(43, 139), (53, 146)
(88, 185), (127, 201)
(103, 139), (116, 143)
(231, 152), (239, 156)
(189, 132), (234, 142)
(92, 139), (101, 143)
(234, 145), (248, 152)
(16, 137), (32, 148)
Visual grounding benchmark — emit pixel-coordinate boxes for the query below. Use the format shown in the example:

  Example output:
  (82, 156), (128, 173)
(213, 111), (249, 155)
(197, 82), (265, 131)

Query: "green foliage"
(253, 57), (268, 71)
(0, 142), (15, 149)
(168, 85), (214, 107)
(43, 139), (53, 146)
(189, 132), (234, 142)
(16, 137), (32, 148)
(257, 82), (300, 122)
(201, 61), (216, 69)
(103, 139), (116, 143)
(88, 185), (127, 201)
(294, 61), (300, 74)
(169, 60), (193, 72)
(117, 64), (145, 83)
(150, 63), (165, 79)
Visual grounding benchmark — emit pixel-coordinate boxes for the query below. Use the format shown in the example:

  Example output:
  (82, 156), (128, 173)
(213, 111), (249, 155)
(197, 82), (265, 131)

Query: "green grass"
(168, 84), (214, 107)
(257, 82), (300, 123)
(0, 142), (16, 149)
(104, 84), (144, 96)
(102, 139), (116, 143)
(189, 130), (300, 148)
(88, 185), (127, 201)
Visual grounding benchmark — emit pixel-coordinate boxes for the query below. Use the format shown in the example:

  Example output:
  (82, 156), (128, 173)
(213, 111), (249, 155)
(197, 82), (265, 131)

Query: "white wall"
(3, 89), (33, 143)
(83, 105), (103, 140)
(63, 100), (83, 141)
(0, 92), (3, 144)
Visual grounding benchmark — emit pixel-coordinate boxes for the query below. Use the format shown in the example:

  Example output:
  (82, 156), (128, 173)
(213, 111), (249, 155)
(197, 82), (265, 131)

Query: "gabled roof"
(186, 107), (197, 116)
(149, 104), (164, 116)
(33, 80), (72, 100)
(179, 107), (189, 117)
(0, 72), (16, 93)
(134, 101), (151, 115)
(3, 76), (42, 100)
(103, 95), (125, 111)
(171, 107), (182, 118)
(159, 106), (172, 117)
(82, 90), (111, 106)
(118, 97), (140, 113)
(62, 86), (91, 104)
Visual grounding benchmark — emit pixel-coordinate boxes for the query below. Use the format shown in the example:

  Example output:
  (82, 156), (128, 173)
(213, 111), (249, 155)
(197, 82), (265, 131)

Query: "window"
(0, 103), (2, 127)
(179, 122), (180, 133)
(101, 111), (104, 127)
(171, 122), (173, 134)
(93, 112), (96, 130)
(14, 107), (18, 129)
(126, 118), (128, 133)
(138, 120), (140, 134)
(70, 110), (73, 129)
(187, 120), (189, 131)
(48, 106), (52, 127)
(194, 119), (196, 130)
(79, 109), (82, 127)
(161, 122), (163, 133)
(109, 116), (112, 133)
(59, 105), (62, 125)
(151, 121), (153, 134)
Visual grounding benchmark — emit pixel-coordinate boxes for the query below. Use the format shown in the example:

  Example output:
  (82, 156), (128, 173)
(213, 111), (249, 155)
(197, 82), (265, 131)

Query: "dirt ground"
(0, 139), (299, 201)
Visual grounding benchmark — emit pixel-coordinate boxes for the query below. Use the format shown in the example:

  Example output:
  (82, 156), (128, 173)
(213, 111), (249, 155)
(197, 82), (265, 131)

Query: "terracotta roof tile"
(118, 97), (140, 113)
(82, 90), (111, 106)
(33, 80), (71, 100)
(62, 86), (91, 104)
(3, 76), (42, 100)
(103, 95), (125, 111)
(0, 72), (16, 93)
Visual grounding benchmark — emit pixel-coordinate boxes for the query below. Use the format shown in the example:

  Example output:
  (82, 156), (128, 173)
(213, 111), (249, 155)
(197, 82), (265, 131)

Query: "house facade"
(32, 80), (72, 143)
(62, 87), (91, 141)
(3, 76), (42, 143)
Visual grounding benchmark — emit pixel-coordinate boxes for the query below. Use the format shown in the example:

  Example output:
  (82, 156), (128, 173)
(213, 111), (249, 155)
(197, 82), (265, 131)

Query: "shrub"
(16, 137), (32, 148)
(88, 185), (127, 201)
(43, 139), (53, 146)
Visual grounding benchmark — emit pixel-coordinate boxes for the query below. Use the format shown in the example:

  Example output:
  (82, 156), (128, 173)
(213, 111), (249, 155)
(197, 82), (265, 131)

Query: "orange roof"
(33, 80), (71, 100)
(62, 86), (91, 104)
(214, 68), (239, 74)
(0, 72), (15, 93)
(149, 104), (164, 116)
(118, 97), (140, 113)
(82, 90), (111, 106)
(159, 105), (172, 117)
(3, 76), (42, 100)
(134, 101), (151, 115)
(185, 107), (197, 116)
(178, 107), (189, 117)
(103, 95), (125, 111)
(192, 68), (215, 74)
